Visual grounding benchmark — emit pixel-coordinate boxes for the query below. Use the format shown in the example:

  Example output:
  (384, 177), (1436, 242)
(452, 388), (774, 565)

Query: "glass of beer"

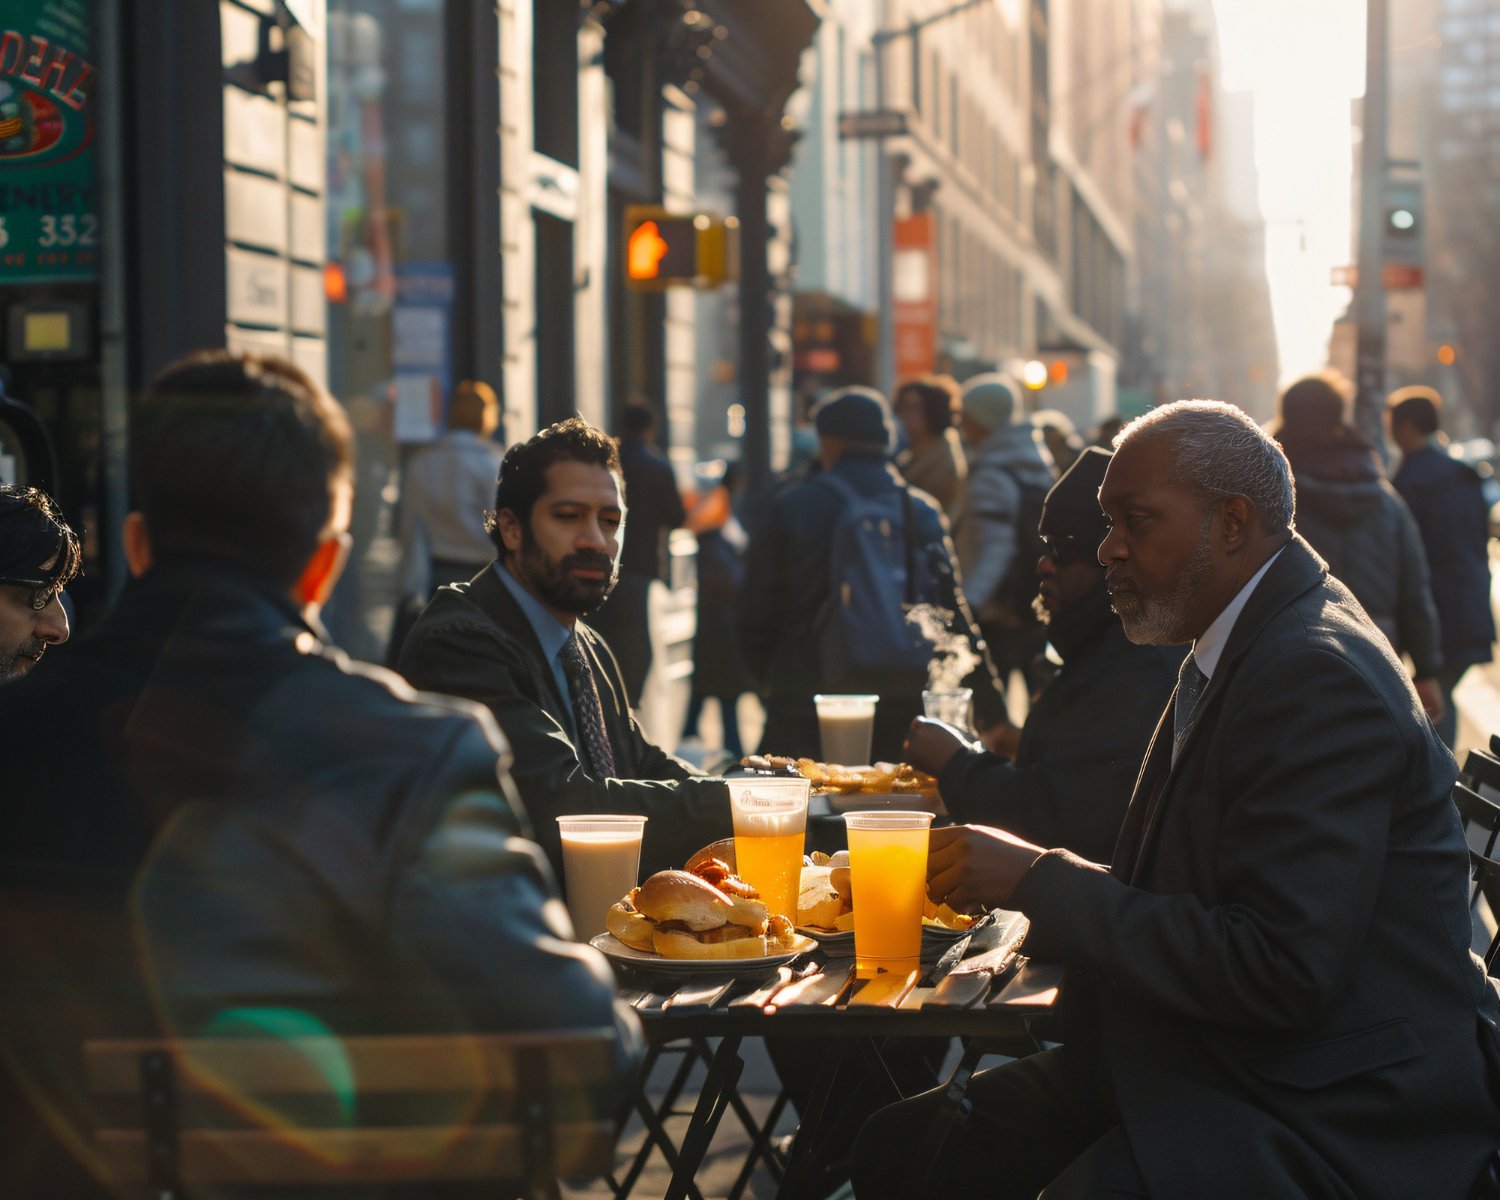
(556, 814), (647, 940)
(813, 694), (879, 765)
(727, 777), (811, 923)
(843, 810), (936, 978)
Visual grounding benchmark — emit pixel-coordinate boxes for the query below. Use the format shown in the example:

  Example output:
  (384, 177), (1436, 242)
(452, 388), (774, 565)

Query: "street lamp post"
(1353, 0), (1389, 453)
(870, 0), (993, 399)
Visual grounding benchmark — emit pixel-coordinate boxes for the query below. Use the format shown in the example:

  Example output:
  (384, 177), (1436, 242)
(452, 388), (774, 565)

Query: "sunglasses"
(1040, 535), (1098, 567)
(0, 575), (63, 611)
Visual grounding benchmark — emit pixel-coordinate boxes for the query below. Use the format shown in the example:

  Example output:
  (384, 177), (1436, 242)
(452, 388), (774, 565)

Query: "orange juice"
(728, 779), (809, 923)
(734, 828), (805, 923)
(845, 818), (933, 978)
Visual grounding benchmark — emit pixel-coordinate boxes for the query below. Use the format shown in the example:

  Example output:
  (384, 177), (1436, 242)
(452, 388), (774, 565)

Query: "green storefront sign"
(0, 0), (97, 284)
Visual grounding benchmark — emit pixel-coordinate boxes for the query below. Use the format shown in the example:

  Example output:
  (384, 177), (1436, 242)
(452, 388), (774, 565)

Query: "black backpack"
(812, 472), (947, 693)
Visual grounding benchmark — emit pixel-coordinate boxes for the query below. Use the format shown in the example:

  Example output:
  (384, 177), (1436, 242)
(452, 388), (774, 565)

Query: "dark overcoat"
(1011, 537), (1500, 1198)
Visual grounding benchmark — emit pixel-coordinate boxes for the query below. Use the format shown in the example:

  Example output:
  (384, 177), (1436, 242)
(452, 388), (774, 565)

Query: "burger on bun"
(606, 864), (797, 960)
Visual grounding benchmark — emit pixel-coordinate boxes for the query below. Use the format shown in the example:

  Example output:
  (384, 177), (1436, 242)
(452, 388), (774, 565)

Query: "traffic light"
(623, 205), (738, 290)
(1381, 177), (1424, 288)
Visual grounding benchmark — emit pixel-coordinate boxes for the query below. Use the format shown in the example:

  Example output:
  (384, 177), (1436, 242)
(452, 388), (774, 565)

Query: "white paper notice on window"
(392, 306), (445, 370)
(393, 374), (439, 443)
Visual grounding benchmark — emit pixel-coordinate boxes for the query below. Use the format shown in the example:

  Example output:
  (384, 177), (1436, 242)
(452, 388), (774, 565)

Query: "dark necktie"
(560, 633), (618, 779)
(1172, 652), (1208, 765)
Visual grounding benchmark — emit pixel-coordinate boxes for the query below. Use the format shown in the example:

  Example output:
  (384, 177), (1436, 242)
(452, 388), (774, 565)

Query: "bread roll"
(653, 927), (771, 959)
(797, 865), (843, 930)
(605, 900), (656, 951)
(633, 869), (768, 933)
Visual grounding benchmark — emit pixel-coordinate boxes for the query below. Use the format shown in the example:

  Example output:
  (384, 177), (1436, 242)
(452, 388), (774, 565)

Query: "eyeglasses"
(0, 576), (62, 611)
(1040, 535), (1097, 568)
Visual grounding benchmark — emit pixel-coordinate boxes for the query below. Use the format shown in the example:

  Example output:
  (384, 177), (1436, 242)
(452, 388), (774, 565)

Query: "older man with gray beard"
(853, 400), (1500, 1200)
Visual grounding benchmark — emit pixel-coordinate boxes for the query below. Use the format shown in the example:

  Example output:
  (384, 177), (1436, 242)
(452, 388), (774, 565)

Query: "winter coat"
(1282, 431), (1443, 677)
(951, 422), (1055, 615)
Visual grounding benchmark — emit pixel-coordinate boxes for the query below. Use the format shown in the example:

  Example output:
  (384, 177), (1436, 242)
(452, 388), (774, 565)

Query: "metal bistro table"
(600, 914), (1061, 1200)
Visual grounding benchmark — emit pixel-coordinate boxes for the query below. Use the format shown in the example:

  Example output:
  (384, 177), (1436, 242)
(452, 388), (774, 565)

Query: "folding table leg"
(664, 1035), (746, 1200)
(727, 1086), (791, 1200)
(773, 1039), (849, 1200)
(612, 1041), (707, 1200)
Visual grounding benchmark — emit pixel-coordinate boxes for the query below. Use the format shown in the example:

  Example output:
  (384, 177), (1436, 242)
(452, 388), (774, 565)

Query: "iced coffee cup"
(556, 814), (647, 940)
(813, 693), (879, 765)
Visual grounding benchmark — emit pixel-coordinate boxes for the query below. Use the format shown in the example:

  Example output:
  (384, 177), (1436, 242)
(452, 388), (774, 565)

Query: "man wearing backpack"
(951, 372), (1057, 698)
(739, 387), (1008, 762)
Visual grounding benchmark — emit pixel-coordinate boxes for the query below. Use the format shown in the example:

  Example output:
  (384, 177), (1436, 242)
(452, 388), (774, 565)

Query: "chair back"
(84, 1029), (621, 1199)
(1454, 781), (1500, 975)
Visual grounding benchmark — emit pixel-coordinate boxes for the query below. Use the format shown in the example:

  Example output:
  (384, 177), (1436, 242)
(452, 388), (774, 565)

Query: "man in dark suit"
(0, 353), (635, 1197)
(903, 447), (1182, 863)
(399, 417), (731, 880)
(853, 400), (1500, 1199)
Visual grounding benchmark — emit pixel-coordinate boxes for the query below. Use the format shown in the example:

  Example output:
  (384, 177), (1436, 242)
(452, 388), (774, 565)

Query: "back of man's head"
(812, 387), (893, 453)
(0, 485), (81, 598)
(133, 351), (354, 588)
(488, 416), (621, 555)
(448, 380), (499, 436)
(621, 400), (656, 438)
(1116, 399), (1295, 539)
(1387, 385), (1442, 437)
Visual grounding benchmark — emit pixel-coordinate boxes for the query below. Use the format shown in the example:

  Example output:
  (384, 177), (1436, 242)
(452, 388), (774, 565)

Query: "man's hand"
(927, 824), (1046, 913)
(1414, 677), (1446, 724)
(904, 717), (973, 776)
(977, 719), (1022, 761)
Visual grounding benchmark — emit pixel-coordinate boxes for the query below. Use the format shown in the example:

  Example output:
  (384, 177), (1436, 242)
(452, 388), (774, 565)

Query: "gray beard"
(1116, 522), (1214, 645)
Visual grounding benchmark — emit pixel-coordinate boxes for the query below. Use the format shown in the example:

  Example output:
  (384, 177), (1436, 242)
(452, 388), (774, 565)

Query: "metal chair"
(1454, 781), (1500, 973)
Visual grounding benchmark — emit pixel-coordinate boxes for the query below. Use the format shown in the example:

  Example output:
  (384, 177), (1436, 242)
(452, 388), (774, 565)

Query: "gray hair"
(1115, 400), (1295, 536)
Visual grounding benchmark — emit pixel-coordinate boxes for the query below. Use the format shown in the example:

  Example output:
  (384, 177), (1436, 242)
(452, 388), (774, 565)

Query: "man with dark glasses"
(0, 485), (80, 680)
(902, 447), (1182, 861)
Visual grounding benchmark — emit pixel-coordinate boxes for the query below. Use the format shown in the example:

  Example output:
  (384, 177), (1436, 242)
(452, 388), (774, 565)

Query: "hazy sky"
(1211, 0), (1366, 386)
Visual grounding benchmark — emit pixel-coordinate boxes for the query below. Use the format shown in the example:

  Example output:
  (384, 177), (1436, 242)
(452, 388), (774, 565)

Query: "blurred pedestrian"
(0, 485), (79, 681)
(388, 379), (504, 662)
(738, 386), (1008, 762)
(0, 352), (636, 1196)
(1388, 385), (1495, 747)
(1269, 374), (1444, 723)
(679, 460), (753, 761)
(398, 417), (732, 878)
(1032, 409), (1084, 474)
(951, 372), (1057, 698)
(588, 399), (685, 705)
(904, 448), (1182, 862)
(893, 374), (967, 520)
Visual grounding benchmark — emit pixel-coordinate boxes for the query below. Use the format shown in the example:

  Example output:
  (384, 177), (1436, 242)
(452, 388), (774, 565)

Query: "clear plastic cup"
(842, 810), (936, 978)
(813, 693), (879, 765)
(726, 777), (811, 923)
(556, 814), (647, 940)
(922, 687), (974, 733)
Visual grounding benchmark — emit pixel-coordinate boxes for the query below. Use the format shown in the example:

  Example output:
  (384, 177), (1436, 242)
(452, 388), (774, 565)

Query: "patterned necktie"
(1172, 653), (1208, 765)
(560, 633), (618, 779)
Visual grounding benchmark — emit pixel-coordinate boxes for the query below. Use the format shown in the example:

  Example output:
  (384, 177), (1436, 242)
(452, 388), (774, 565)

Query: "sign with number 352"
(0, 0), (100, 284)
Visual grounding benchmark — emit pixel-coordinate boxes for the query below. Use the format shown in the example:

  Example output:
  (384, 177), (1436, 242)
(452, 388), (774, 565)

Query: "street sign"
(1382, 263), (1424, 289)
(838, 109), (908, 140)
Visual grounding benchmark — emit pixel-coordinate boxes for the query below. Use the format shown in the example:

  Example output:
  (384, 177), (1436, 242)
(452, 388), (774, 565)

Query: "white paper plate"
(589, 932), (817, 976)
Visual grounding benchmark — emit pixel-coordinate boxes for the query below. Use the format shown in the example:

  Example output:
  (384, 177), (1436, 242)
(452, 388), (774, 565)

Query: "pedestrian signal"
(623, 206), (738, 290)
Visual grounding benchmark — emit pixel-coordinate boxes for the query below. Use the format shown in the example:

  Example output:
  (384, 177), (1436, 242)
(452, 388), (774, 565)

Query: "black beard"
(517, 535), (619, 616)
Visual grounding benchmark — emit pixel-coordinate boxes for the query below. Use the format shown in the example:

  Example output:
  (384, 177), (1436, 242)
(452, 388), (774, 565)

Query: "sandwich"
(606, 862), (797, 960)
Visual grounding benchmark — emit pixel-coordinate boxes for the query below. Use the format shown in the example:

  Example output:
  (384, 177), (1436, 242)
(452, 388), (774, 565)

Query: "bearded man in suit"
(852, 400), (1500, 1199)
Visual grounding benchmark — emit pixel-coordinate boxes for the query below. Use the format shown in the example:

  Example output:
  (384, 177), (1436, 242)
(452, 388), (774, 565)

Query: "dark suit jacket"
(1012, 537), (1500, 1198)
(398, 563), (732, 878)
